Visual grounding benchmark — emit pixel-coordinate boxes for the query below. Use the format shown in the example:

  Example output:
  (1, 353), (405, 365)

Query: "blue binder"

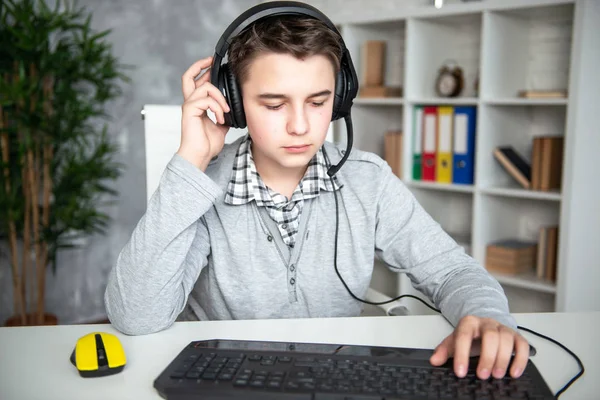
(452, 106), (477, 185)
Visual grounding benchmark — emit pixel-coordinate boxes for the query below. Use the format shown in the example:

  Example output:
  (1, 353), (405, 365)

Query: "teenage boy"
(105, 6), (529, 381)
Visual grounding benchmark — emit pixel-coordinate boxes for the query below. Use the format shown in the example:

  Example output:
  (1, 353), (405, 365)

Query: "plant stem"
(40, 75), (53, 301)
(27, 63), (43, 325)
(1, 104), (27, 325)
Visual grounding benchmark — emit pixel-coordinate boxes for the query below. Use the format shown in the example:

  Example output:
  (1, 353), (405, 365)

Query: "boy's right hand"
(177, 56), (231, 171)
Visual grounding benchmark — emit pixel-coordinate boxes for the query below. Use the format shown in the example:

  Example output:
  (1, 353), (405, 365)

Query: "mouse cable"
(322, 150), (584, 398)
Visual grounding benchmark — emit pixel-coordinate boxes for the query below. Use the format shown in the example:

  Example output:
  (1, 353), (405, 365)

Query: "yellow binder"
(436, 106), (454, 183)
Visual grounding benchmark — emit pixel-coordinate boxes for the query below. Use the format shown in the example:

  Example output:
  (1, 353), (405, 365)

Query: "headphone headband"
(214, 1), (343, 57)
(212, 1), (347, 86)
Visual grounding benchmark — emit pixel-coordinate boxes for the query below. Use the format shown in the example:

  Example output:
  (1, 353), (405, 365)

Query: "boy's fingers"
(184, 97), (224, 123)
(453, 319), (477, 378)
(187, 83), (230, 113)
(476, 324), (499, 380)
(195, 67), (212, 89)
(182, 56), (213, 100)
(492, 327), (516, 379)
(510, 335), (530, 378)
(430, 334), (454, 366)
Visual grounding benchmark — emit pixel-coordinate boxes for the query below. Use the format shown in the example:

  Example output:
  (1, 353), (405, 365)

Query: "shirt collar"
(224, 135), (341, 206)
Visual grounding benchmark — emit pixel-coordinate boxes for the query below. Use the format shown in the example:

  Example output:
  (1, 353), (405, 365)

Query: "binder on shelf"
(452, 106), (476, 185)
(421, 106), (437, 181)
(412, 106), (423, 180)
(436, 106), (453, 183)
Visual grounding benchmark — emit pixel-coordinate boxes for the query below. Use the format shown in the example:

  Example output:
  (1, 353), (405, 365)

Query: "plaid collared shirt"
(224, 135), (341, 248)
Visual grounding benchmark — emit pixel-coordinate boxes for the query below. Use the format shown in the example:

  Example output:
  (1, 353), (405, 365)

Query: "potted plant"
(0, 0), (131, 326)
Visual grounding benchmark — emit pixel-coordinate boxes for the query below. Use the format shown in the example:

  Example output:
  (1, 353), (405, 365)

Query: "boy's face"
(241, 52), (335, 173)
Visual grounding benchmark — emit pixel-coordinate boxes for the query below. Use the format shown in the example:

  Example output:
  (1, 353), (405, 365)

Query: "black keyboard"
(153, 339), (555, 400)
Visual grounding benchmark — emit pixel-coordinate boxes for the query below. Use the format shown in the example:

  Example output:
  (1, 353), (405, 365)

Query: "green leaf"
(0, 0), (133, 276)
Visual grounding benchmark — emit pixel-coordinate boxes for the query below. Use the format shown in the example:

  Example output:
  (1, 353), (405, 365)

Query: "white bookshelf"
(334, 0), (600, 314)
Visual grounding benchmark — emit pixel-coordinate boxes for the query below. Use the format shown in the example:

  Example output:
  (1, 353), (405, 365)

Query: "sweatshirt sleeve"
(374, 165), (517, 331)
(104, 154), (222, 335)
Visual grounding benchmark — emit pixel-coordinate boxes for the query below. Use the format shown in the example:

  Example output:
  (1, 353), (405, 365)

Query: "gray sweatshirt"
(104, 137), (516, 335)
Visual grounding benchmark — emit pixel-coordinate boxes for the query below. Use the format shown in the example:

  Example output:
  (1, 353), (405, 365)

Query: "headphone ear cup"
(332, 68), (346, 121)
(221, 63), (246, 129)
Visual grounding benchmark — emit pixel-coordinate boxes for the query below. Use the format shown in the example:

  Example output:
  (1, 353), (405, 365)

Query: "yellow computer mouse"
(70, 332), (126, 377)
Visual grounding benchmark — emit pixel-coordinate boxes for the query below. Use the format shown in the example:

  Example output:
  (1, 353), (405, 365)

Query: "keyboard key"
(233, 379), (248, 387)
(266, 380), (282, 389)
(201, 372), (217, 380)
(170, 370), (185, 379)
(248, 354), (262, 361)
(185, 371), (201, 379)
(250, 379), (266, 388)
(218, 373), (233, 381)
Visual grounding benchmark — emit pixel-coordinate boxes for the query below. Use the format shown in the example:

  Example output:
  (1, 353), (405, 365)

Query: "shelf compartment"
(343, 20), (405, 91)
(408, 188), (474, 245)
(473, 194), (561, 276)
(475, 104), (567, 189)
(405, 12), (482, 99)
(480, 3), (574, 99)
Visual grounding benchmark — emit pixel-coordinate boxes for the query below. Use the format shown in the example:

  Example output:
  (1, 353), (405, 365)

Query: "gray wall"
(1, 0), (431, 325)
(0, 0), (258, 325)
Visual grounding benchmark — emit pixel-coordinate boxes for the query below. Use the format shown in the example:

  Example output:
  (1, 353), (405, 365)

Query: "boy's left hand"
(429, 315), (530, 380)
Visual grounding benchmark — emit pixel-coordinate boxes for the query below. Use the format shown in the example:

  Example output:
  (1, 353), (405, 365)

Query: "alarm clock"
(435, 62), (464, 97)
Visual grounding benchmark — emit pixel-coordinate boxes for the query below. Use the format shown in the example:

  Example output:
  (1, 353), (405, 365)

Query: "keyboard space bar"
(169, 392), (387, 400)
(168, 392), (313, 400)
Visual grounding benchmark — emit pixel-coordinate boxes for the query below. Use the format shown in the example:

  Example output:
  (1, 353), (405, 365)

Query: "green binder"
(412, 105), (423, 180)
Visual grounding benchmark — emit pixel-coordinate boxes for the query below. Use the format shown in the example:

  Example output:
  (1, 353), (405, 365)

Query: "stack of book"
(384, 131), (403, 178)
(485, 239), (537, 275)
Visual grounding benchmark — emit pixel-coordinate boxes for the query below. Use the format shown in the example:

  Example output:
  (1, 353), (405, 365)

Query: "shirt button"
(290, 278), (295, 285)
(267, 235), (273, 242)
(290, 264), (295, 272)
(282, 224), (288, 230)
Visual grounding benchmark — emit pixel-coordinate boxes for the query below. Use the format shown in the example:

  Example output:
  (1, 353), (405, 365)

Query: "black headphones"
(210, 0), (358, 176)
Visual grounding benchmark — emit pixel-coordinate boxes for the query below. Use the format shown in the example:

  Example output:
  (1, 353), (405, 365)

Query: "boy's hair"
(228, 16), (343, 85)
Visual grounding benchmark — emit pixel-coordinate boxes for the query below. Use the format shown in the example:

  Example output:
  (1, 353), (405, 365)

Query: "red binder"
(421, 106), (437, 181)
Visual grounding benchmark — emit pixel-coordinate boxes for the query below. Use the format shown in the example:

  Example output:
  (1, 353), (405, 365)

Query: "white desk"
(0, 312), (598, 400)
